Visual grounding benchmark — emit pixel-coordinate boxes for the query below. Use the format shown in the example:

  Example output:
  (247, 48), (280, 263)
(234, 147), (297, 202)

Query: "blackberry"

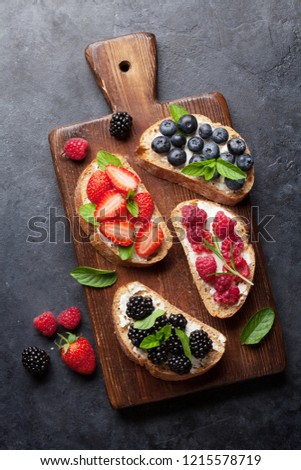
(169, 314), (187, 330)
(147, 344), (168, 364)
(128, 325), (150, 347)
(166, 331), (183, 354)
(168, 354), (192, 375)
(109, 112), (132, 140)
(22, 347), (50, 377)
(189, 329), (213, 359)
(126, 296), (154, 320)
(153, 314), (169, 331)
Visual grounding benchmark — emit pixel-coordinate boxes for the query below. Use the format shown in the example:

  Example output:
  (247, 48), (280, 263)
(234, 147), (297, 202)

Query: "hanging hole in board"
(119, 61), (131, 72)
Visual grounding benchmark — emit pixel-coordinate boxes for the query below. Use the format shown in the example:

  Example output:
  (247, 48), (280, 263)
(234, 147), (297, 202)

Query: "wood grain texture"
(49, 32), (286, 408)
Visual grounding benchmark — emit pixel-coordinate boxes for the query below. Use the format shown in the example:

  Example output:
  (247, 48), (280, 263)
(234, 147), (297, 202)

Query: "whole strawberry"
(57, 307), (81, 330)
(63, 138), (88, 161)
(57, 333), (96, 375)
(33, 311), (57, 337)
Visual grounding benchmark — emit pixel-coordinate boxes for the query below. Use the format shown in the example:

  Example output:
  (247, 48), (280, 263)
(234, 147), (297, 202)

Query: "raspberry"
(33, 311), (57, 337)
(221, 235), (244, 260)
(181, 205), (207, 227)
(187, 224), (206, 244)
(57, 307), (81, 330)
(191, 230), (214, 254)
(196, 255), (217, 284)
(214, 274), (236, 293)
(212, 211), (237, 239)
(234, 256), (250, 279)
(213, 286), (240, 305)
(63, 138), (88, 161)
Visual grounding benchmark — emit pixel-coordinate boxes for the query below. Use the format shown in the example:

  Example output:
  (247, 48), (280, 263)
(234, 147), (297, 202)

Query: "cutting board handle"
(85, 32), (157, 115)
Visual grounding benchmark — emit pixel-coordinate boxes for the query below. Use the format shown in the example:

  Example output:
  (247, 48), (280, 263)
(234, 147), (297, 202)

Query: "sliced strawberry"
(99, 219), (134, 246)
(135, 222), (164, 258)
(105, 165), (140, 194)
(94, 190), (126, 221)
(86, 170), (113, 204)
(128, 192), (155, 224)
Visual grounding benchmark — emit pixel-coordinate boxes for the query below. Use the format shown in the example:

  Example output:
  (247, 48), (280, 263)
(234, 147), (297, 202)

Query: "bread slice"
(135, 114), (254, 206)
(113, 282), (226, 381)
(74, 154), (172, 267)
(171, 199), (255, 318)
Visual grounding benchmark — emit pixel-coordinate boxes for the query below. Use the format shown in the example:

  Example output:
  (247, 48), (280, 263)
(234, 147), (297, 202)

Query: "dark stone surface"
(1, 0), (300, 450)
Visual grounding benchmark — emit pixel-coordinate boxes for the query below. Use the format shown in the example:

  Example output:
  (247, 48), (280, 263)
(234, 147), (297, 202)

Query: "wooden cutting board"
(49, 32), (286, 408)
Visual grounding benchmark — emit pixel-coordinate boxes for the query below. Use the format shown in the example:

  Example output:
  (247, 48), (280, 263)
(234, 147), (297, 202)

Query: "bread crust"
(74, 155), (172, 267)
(171, 199), (255, 318)
(113, 282), (226, 381)
(135, 114), (254, 206)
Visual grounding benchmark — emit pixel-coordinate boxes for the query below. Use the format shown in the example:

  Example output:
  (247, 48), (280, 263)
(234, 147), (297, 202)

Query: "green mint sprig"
(134, 309), (165, 330)
(182, 158), (246, 181)
(70, 266), (117, 288)
(240, 308), (275, 345)
(96, 150), (123, 170)
(169, 104), (189, 123)
(79, 203), (99, 226)
(139, 324), (172, 349)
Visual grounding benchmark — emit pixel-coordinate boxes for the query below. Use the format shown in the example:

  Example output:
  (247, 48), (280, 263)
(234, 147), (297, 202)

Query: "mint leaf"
(155, 324), (172, 343)
(204, 164), (218, 181)
(139, 335), (160, 349)
(181, 159), (216, 177)
(126, 189), (136, 200)
(169, 104), (189, 124)
(134, 309), (165, 330)
(175, 328), (192, 360)
(70, 266), (117, 288)
(216, 158), (246, 180)
(96, 150), (123, 171)
(126, 199), (139, 217)
(240, 308), (275, 345)
(79, 203), (99, 226)
(118, 244), (134, 261)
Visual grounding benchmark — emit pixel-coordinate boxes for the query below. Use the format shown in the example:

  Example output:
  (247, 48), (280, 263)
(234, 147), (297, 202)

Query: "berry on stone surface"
(187, 136), (204, 152)
(57, 307), (81, 330)
(86, 170), (113, 204)
(181, 205), (207, 227)
(147, 344), (168, 364)
(178, 114), (198, 134)
(236, 153), (254, 171)
(213, 286), (240, 305)
(128, 325), (150, 347)
(166, 331), (183, 355)
(159, 120), (177, 136)
(63, 138), (88, 161)
(167, 148), (187, 166)
(189, 154), (205, 163)
(227, 137), (246, 155)
(212, 127), (229, 144)
(224, 178), (246, 190)
(169, 314), (187, 330)
(220, 152), (235, 164)
(171, 133), (186, 147)
(202, 142), (220, 159)
(22, 347), (50, 377)
(189, 329), (213, 359)
(196, 255), (217, 284)
(199, 123), (213, 139)
(109, 112), (132, 140)
(33, 311), (57, 337)
(126, 296), (154, 320)
(168, 354), (192, 375)
(151, 136), (171, 154)
(58, 333), (96, 375)
(212, 211), (237, 239)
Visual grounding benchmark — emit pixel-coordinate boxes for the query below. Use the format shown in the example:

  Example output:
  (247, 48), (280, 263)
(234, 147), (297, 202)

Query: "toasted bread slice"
(113, 282), (226, 381)
(74, 155), (172, 267)
(171, 199), (255, 318)
(135, 114), (254, 206)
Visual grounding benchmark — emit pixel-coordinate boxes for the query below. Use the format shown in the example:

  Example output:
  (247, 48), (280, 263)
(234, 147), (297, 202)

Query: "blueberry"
(159, 120), (177, 137)
(187, 136), (204, 152)
(189, 154), (205, 163)
(202, 142), (220, 160)
(199, 123), (212, 139)
(227, 138), (246, 155)
(212, 127), (229, 144)
(220, 152), (235, 164)
(225, 178), (246, 190)
(178, 114), (198, 134)
(167, 148), (187, 166)
(151, 136), (171, 154)
(211, 171), (220, 179)
(236, 153), (254, 171)
(171, 133), (186, 148)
